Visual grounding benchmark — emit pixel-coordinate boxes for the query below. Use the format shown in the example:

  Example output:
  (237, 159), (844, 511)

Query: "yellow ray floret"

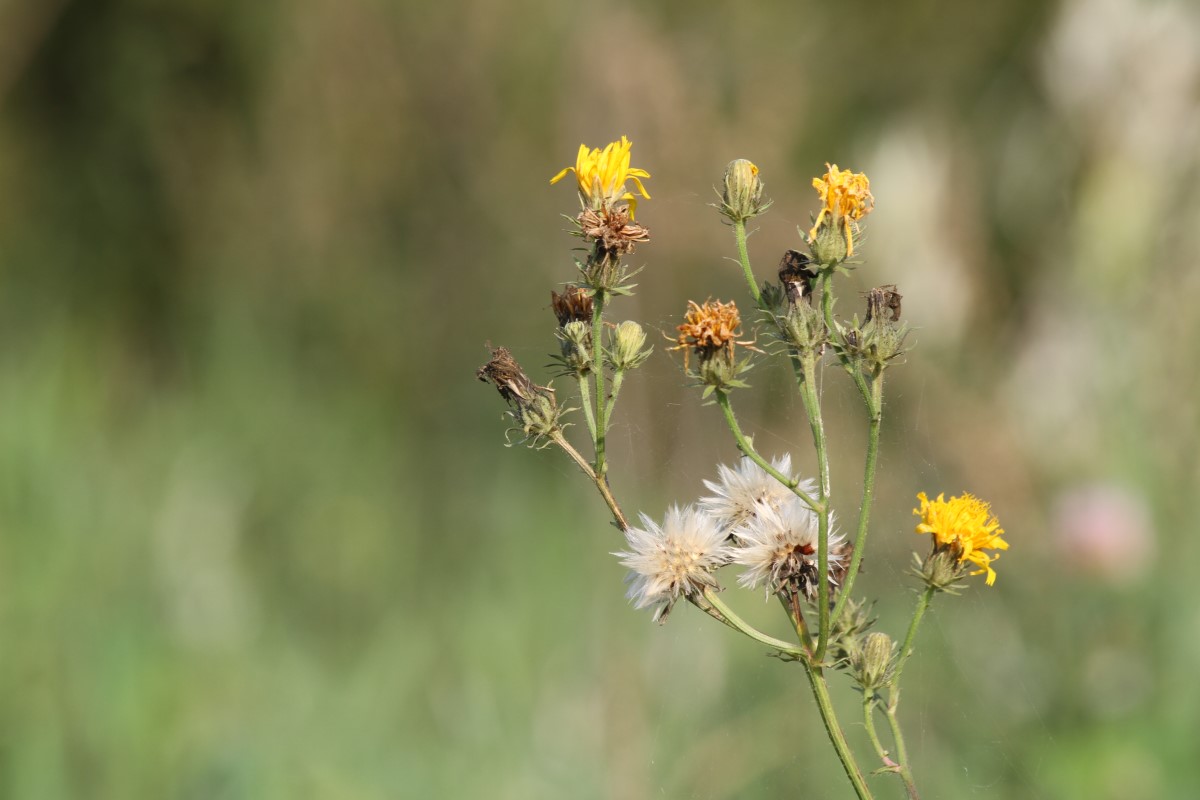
(914, 492), (1008, 585)
(808, 163), (874, 256)
(551, 136), (651, 217)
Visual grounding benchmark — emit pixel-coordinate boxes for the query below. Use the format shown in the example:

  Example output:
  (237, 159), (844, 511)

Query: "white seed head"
(733, 496), (846, 597)
(699, 454), (815, 531)
(615, 505), (731, 622)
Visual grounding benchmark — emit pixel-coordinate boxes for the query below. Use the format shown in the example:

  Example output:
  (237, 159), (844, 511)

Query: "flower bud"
(808, 217), (851, 266)
(912, 548), (967, 593)
(718, 159), (772, 223)
(554, 320), (593, 376)
(851, 632), (896, 691)
(608, 320), (652, 371)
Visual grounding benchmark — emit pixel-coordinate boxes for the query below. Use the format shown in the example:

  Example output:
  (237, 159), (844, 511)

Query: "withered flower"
(778, 250), (819, 306)
(477, 346), (566, 445)
(551, 286), (594, 326)
(578, 206), (651, 255)
(864, 285), (902, 323)
(808, 163), (874, 261)
(671, 300), (753, 368)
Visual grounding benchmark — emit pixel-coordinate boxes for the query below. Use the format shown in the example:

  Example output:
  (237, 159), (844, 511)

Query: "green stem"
(715, 391), (821, 511)
(884, 705), (921, 800)
(777, 591), (815, 655)
(604, 369), (625, 429)
(701, 588), (805, 657)
(862, 692), (892, 769)
(879, 586), (935, 800)
(805, 665), (876, 800)
(830, 373), (883, 626)
(550, 431), (628, 532)
(734, 220), (763, 307)
(798, 351), (833, 660)
(576, 373), (597, 443)
(820, 272), (871, 406)
(892, 586), (935, 690)
(591, 290), (609, 477)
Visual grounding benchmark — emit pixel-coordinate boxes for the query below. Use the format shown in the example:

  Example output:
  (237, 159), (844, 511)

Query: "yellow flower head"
(551, 136), (651, 218)
(808, 163), (874, 257)
(914, 492), (1008, 585)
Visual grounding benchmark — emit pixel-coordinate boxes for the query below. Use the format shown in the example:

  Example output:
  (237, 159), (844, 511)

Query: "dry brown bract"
(550, 286), (594, 326)
(476, 346), (549, 406)
(579, 207), (650, 255)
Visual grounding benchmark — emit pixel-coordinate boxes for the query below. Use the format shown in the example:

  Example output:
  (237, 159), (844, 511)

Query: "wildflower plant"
(477, 140), (1010, 799)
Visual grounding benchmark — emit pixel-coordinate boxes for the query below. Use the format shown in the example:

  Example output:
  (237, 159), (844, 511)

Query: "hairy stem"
(715, 391), (821, 511)
(830, 373), (883, 626)
(604, 369), (625, 429)
(701, 588), (805, 657)
(879, 585), (935, 800)
(550, 431), (628, 532)
(805, 665), (876, 800)
(576, 373), (597, 442)
(862, 692), (893, 769)
(797, 351), (833, 659)
(734, 220), (763, 307)
(590, 289), (609, 477)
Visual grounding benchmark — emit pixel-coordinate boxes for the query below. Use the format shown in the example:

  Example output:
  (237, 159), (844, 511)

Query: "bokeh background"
(1, 0), (1197, 796)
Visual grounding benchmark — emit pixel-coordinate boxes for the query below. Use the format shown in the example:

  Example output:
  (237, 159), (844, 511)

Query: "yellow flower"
(550, 136), (651, 218)
(914, 492), (1008, 585)
(808, 163), (874, 257)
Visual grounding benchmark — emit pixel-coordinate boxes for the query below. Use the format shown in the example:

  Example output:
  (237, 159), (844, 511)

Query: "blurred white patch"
(1002, 307), (1103, 464)
(1052, 483), (1155, 586)
(154, 448), (260, 651)
(867, 123), (972, 344)
(1042, 0), (1200, 166)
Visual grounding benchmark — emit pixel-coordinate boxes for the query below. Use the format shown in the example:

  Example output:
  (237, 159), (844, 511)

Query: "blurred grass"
(0, 0), (1197, 797)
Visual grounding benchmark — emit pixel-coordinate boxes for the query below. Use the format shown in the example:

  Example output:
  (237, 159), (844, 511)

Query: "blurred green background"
(1, 0), (1197, 797)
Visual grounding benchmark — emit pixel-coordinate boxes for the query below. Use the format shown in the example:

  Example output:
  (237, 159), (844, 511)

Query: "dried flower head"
(578, 206), (650, 254)
(671, 299), (755, 370)
(551, 286), (594, 327)
(808, 163), (874, 259)
(914, 492), (1008, 586)
(476, 346), (566, 446)
(615, 505), (731, 623)
(734, 497), (849, 600)
(699, 454), (813, 531)
(551, 136), (651, 218)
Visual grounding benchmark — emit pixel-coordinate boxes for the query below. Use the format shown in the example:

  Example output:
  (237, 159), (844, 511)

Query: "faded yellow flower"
(914, 492), (1008, 585)
(808, 163), (874, 257)
(551, 136), (651, 217)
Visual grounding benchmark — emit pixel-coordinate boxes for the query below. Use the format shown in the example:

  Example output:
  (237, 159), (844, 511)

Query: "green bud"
(808, 218), (850, 267)
(608, 320), (652, 371)
(912, 547), (968, 593)
(852, 632), (897, 691)
(718, 159), (772, 223)
(554, 320), (593, 376)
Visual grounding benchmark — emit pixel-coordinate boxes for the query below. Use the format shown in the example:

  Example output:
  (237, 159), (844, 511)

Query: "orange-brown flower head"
(807, 163), (874, 262)
(670, 300), (758, 390)
(673, 300), (744, 363)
